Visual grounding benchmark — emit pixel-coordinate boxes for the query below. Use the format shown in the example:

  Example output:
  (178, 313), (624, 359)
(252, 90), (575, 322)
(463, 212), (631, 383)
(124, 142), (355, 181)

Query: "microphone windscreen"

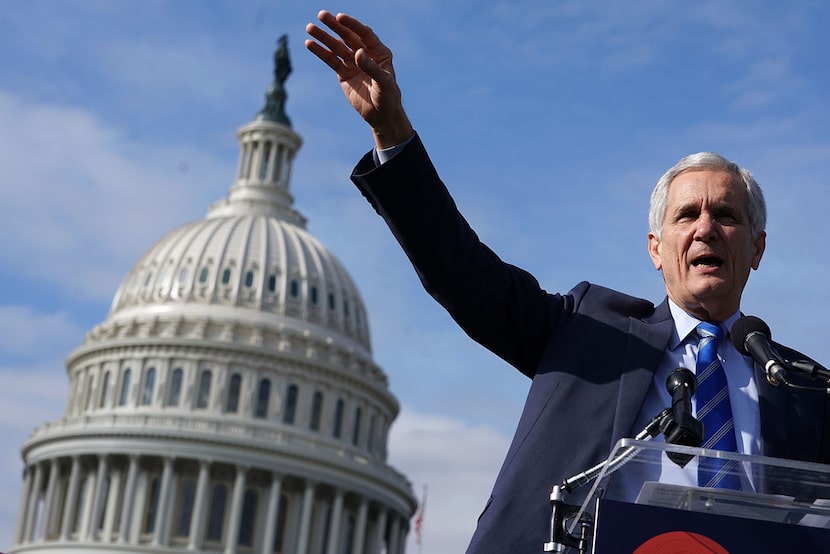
(731, 315), (772, 355)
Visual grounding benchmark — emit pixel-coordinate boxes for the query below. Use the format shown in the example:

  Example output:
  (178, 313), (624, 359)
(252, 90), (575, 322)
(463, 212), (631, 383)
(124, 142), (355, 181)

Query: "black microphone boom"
(731, 316), (789, 386)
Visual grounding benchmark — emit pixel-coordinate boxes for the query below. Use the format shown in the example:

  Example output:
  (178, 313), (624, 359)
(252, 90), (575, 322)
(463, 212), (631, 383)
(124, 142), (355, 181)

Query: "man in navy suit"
(306, 11), (830, 552)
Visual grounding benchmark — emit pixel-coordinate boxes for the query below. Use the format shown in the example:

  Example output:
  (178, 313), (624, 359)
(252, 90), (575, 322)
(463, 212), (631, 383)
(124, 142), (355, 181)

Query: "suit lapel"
(610, 299), (674, 447)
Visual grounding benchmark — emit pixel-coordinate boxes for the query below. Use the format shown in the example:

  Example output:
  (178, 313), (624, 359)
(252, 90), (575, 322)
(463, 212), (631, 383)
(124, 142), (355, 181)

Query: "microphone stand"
(543, 408), (670, 553)
(783, 359), (830, 393)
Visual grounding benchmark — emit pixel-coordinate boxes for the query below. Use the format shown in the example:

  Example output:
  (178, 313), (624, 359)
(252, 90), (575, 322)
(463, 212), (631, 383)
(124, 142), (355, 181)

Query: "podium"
(562, 439), (830, 552)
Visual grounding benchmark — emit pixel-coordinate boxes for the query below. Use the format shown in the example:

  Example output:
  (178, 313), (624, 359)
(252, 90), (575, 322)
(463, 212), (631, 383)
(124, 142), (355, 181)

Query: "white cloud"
(0, 306), (85, 358)
(388, 408), (510, 553)
(0, 90), (228, 303)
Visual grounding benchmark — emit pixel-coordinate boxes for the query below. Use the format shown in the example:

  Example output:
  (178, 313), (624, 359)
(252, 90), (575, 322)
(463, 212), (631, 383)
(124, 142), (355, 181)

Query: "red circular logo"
(633, 531), (729, 553)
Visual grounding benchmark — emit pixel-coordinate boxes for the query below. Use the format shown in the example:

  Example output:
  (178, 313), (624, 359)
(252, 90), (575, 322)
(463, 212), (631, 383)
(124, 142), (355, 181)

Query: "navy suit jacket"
(351, 135), (830, 553)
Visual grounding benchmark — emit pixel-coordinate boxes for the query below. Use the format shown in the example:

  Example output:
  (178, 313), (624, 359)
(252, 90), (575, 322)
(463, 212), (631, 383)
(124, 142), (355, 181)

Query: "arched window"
(141, 367), (156, 406)
(310, 391), (324, 432)
(206, 484), (227, 542)
(238, 489), (259, 546)
(119, 369), (132, 406)
(226, 373), (242, 413)
(196, 371), (212, 409)
(244, 270), (255, 288)
(290, 280), (299, 298)
(333, 398), (345, 439)
(267, 274), (277, 293)
(98, 371), (110, 409)
(198, 267), (210, 284)
(167, 368), (183, 407)
(174, 479), (196, 538)
(255, 378), (271, 418)
(310, 286), (318, 304)
(283, 384), (298, 424)
(221, 268), (232, 285)
(352, 406), (362, 446)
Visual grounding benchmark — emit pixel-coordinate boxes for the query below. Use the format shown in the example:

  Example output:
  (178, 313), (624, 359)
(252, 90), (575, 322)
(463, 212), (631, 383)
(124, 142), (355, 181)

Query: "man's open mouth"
(691, 256), (723, 268)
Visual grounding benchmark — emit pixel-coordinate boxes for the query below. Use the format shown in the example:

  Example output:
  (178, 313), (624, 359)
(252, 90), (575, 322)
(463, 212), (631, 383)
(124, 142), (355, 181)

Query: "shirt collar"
(667, 298), (742, 350)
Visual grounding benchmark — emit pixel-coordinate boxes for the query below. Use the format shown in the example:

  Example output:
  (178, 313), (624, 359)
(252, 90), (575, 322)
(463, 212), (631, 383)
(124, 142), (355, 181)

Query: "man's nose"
(694, 213), (718, 240)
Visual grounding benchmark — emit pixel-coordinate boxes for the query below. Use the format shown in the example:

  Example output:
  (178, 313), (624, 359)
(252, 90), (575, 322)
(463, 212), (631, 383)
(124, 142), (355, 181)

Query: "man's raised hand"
(305, 10), (413, 149)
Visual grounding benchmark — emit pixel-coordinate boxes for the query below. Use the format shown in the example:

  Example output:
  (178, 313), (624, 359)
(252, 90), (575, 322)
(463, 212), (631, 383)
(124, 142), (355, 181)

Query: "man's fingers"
(335, 13), (391, 59)
(315, 11), (367, 55)
(304, 38), (345, 74)
(306, 23), (355, 65)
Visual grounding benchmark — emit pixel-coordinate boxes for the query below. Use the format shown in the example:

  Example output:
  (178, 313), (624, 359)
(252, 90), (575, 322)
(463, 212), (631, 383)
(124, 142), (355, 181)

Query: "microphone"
(731, 316), (789, 386)
(660, 368), (704, 467)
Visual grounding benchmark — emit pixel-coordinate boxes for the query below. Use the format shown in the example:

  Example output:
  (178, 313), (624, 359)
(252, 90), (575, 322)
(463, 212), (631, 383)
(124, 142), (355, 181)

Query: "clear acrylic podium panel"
(573, 439), (830, 533)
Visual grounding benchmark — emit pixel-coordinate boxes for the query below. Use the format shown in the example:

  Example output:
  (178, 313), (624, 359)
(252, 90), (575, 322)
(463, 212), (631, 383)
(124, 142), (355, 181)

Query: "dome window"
(206, 484), (228, 542)
(85, 375), (95, 411)
(328, 293), (336, 310)
(238, 489), (259, 546)
(198, 267), (210, 284)
(310, 286), (318, 305)
(196, 371), (212, 409)
(142, 477), (161, 534)
(167, 368), (183, 407)
(255, 378), (271, 418)
(174, 479), (196, 538)
(290, 280), (299, 298)
(352, 406), (362, 446)
(226, 374), (242, 413)
(159, 266), (172, 287)
(144, 271), (154, 287)
(177, 267), (189, 285)
(118, 369), (131, 407)
(98, 372), (110, 409)
(260, 141), (272, 181)
(267, 274), (277, 293)
(244, 270), (255, 288)
(221, 268), (232, 285)
(141, 367), (156, 406)
(310, 391), (323, 431)
(343, 299), (350, 317)
(283, 384), (298, 424)
(368, 413), (377, 453)
(333, 398), (344, 438)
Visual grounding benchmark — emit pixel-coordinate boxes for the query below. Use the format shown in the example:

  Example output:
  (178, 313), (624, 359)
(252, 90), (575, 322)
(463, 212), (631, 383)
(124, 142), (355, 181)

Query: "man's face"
(647, 169), (766, 322)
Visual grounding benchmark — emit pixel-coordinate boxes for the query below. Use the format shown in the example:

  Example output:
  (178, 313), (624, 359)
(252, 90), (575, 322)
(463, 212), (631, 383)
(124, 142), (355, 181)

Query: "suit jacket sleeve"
(351, 134), (573, 378)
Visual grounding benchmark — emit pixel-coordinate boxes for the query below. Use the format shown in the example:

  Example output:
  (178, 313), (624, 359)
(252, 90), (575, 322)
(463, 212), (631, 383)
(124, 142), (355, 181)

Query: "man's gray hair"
(648, 152), (767, 239)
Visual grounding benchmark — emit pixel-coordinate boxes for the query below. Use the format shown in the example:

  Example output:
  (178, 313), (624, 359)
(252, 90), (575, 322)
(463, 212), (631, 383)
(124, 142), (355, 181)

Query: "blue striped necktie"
(695, 322), (741, 489)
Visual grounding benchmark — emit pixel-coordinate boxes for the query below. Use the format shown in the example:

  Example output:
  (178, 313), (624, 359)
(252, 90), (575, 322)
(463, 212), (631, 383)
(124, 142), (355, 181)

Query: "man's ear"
(648, 232), (663, 271)
(751, 230), (766, 270)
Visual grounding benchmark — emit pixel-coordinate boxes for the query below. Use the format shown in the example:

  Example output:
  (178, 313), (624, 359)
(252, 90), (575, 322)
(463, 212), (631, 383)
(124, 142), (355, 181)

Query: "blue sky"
(1, 1), (829, 551)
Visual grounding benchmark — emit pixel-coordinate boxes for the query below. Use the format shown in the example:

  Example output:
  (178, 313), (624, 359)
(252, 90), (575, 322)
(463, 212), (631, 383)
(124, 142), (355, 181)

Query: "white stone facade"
(11, 47), (415, 554)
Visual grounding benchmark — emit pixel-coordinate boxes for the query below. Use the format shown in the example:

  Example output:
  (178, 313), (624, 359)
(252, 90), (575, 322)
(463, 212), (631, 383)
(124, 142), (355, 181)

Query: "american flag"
(414, 485), (427, 546)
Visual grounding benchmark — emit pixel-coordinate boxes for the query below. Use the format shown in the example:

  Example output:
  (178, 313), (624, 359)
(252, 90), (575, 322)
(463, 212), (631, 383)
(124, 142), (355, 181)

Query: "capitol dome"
(12, 36), (415, 554)
(106, 118), (371, 355)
